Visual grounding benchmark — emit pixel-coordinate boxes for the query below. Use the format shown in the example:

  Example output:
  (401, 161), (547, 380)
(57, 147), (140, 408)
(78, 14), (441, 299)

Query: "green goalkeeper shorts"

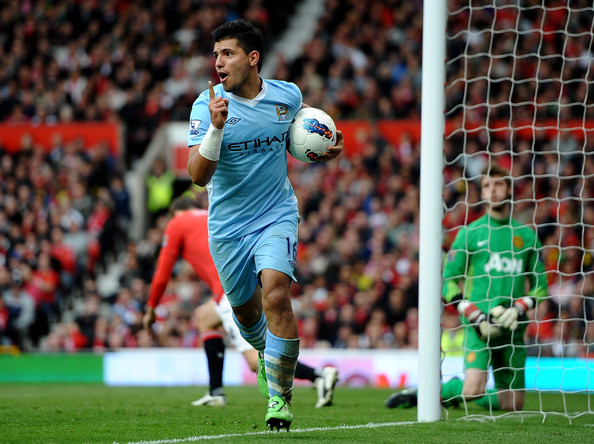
(464, 326), (526, 390)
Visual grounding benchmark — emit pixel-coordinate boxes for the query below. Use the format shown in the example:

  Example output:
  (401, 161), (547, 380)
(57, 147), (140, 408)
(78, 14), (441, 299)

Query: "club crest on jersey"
(189, 120), (201, 139)
(513, 236), (524, 249)
(275, 104), (290, 121)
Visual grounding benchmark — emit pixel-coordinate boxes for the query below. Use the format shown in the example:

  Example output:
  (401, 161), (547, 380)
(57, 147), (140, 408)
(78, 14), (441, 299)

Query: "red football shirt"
(147, 209), (224, 308)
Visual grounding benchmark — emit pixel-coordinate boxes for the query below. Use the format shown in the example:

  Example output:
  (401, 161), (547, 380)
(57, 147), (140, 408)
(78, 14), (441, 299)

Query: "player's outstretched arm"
(143, 306), (157, 339)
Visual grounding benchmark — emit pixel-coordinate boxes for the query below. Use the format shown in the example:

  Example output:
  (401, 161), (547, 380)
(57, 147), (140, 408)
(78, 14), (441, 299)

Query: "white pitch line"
(120, 421), (417, 444)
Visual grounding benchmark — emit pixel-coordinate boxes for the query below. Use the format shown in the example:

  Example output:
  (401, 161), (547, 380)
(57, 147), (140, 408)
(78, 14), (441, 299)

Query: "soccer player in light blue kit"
(186, 19), (344, 431)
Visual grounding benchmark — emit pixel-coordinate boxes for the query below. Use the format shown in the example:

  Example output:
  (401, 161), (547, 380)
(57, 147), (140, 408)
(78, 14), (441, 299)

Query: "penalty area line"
(121, 421), (416, 443)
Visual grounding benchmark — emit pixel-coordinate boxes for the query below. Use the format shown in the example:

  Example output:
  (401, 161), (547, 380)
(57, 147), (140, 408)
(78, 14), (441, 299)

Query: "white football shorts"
(214, 294), (253, 353)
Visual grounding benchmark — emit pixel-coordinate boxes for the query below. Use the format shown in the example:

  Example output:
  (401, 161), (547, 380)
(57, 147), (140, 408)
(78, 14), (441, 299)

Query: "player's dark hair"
(170, 196), (200, 214)
(212, 19), (264, 72)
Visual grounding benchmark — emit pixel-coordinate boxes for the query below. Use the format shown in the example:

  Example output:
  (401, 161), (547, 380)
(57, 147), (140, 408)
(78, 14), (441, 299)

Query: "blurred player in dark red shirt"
(146, 204), (223, 308)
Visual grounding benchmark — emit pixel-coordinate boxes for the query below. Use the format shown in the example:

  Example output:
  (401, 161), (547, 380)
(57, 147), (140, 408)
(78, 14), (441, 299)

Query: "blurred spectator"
(64, 321), (90, 351)
(111, 287), (141, 328)
(0, 295), (9, 346)
(2, 268), (35, 350)
(525, 299), (556, 356)
(441, 309), (464, 357)
(85, 191), (114, 273)
(49, 226), (78, 297)
(146, 157), (175, 227)
(28, 251), (60, 345)
(108, 174), (132, 251)
(75, 288), (101, 348)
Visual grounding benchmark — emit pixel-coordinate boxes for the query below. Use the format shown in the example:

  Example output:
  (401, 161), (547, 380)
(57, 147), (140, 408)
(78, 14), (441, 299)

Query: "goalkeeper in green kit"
(387, 163), (548, 411)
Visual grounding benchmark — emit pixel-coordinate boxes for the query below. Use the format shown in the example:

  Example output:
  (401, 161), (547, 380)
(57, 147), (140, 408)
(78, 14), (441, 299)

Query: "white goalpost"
(420, 0), (594, 422)
(418, 0), (447, 423)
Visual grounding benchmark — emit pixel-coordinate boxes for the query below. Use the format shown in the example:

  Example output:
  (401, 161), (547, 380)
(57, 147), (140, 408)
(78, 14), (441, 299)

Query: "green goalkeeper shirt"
(442, 213), (548, 317)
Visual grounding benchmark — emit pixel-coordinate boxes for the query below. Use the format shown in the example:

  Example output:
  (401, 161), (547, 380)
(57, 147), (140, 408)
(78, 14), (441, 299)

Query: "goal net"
(439, 0), (594, 421)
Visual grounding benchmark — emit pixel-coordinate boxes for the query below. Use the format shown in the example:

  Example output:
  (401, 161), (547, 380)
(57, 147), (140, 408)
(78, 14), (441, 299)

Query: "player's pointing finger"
(208, 81), (215, 100)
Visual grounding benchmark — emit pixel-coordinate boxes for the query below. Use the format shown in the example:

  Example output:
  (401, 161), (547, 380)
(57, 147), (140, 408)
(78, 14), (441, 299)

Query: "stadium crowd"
(0, 0), (593, 357)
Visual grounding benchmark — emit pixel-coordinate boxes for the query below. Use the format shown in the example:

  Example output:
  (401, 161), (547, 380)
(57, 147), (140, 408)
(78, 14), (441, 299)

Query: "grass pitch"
(1, 384), (592, 443)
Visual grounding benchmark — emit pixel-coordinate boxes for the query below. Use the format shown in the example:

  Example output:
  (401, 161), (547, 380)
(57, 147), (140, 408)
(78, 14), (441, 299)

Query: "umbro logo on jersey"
(226, 117), (241, 125)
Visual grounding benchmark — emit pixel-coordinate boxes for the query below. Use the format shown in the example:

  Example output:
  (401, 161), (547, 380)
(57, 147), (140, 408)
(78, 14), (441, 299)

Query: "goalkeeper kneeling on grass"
(387, 163), (548, 412)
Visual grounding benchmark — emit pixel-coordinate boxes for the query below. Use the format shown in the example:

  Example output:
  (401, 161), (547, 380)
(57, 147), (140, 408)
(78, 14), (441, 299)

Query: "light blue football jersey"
(187, 79), (302, 240)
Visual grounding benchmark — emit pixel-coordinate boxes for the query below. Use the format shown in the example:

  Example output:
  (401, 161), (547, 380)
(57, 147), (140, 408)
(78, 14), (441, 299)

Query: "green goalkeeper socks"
(473, 389), (500, 410)
(441, 377), (464, 407)
(441, 378), (501, 410)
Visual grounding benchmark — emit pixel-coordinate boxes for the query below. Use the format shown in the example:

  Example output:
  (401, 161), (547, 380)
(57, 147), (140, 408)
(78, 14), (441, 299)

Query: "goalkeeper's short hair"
(481, 163), (511, 187)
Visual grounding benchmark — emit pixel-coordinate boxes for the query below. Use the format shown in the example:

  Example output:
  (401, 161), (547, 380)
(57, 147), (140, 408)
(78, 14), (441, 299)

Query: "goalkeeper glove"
(457, 300), (501, 340)
(489, 297), (535, 330)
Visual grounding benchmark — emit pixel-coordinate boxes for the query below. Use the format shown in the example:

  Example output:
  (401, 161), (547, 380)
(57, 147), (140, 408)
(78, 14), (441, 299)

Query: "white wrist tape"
(514, 296), (535, 315)
(457, 300), (483, 323)
(198, 124), (224, 161)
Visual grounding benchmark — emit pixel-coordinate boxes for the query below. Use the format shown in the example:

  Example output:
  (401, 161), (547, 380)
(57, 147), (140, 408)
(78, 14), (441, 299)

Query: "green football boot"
(265, 395), (293, 431)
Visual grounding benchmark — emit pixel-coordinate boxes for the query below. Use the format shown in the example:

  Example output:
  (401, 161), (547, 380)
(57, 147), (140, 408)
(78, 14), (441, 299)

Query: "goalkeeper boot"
(257, 352), (269, 399)
(385, 388), (417, 409)
(315, 366), (339, 408)
(265, 395), (293, 431)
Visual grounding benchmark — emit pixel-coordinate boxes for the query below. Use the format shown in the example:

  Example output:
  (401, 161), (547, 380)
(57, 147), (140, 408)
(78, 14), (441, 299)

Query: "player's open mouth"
(218, 72), (228, 82)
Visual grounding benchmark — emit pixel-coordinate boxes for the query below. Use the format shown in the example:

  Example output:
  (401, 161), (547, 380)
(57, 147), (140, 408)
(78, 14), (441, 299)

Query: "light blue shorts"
(209, 216), (299, 307)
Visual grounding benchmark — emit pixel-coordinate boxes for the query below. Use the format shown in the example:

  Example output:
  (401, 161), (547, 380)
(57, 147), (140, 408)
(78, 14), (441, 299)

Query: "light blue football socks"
(233, 311), (267, 352)
(264, 330), (299, 401)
